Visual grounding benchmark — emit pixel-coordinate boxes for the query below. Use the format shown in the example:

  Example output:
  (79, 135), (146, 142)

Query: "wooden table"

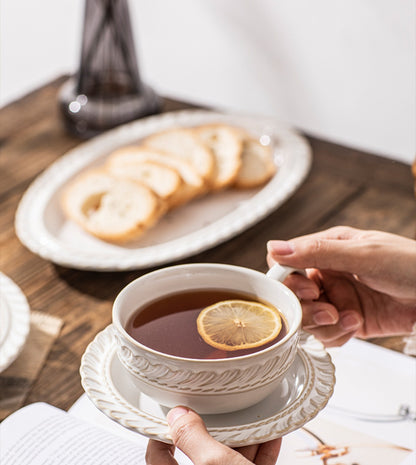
(1, 77), (415, 413)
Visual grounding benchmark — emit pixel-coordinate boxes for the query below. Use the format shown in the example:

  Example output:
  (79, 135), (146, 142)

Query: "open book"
(1, 402), (148, 465)
(1, 339), (414, 465)
(0, 399), (413, 465)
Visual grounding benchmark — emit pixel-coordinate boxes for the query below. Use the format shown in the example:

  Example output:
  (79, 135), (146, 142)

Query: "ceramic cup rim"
(112, 263), (302, 363)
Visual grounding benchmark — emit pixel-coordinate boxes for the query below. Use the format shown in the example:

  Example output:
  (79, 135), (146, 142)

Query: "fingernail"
(313, 310), (337, 325)
(267, 240), (295, 255)
(340, 314), (361, 331)
(297, 288), (319, 300)
(167, 407), (189, 426)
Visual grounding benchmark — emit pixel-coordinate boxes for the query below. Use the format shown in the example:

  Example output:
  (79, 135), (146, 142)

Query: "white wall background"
(1, 0), (414, 164)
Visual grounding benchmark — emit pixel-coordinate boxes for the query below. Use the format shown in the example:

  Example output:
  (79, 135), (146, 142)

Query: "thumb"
(267, 237), (365, 274)
(167, 407), (237, 464)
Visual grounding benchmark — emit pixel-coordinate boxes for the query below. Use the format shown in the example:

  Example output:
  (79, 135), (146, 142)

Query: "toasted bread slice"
(107, 146), (204, 207)
(106, 158), (181, 204)
(143, 128), (215, 184)
(234, 138), (276, 188)
(61, 169), (164, 242)
(194, 124), (243, 190)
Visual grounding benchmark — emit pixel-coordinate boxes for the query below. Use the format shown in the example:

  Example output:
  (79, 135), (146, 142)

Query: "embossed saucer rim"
(80, 326), (335, 447)
(0, 272), (31, 372)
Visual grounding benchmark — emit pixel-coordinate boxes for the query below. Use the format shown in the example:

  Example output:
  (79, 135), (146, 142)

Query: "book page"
(279, 416), (413, 465)
(70, 337), (415, 465)
(69, 396), (193, 465)
(324, 338), (416, 450)
(0, 403), (146, 465)
(71, 394), (414, 465)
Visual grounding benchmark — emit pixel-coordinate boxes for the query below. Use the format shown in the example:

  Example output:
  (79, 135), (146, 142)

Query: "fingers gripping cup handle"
(266, 263), (307, 282)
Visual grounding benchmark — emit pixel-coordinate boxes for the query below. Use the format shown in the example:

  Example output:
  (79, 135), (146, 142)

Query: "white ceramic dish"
(0, 272), (31, 372)
(15, 110), (312, 271)
(112, 263), (303, 414)
(80, 326), (335, 447)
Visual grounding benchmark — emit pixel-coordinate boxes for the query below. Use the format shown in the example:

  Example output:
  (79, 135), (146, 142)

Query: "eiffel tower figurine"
(59, 0), (160, 138)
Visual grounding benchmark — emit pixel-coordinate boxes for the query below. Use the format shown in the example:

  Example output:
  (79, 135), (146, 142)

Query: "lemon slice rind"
(196, 299), (282, 351)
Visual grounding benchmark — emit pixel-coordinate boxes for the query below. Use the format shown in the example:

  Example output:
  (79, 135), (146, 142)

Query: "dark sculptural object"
(59, 0), (160, 138)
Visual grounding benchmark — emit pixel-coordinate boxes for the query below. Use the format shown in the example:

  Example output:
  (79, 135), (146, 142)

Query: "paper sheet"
(69, 338), (416, 464)
(0, 403), (146, 465)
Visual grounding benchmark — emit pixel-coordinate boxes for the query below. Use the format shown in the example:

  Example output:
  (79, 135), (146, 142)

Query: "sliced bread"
(106, 146), (204, 207)
(143, 128), (215, 184)
(234, 137), (276, 188)
(106, 157), (181, 205)
(194, 124), (243, 190)
(61, 169), (164, 242)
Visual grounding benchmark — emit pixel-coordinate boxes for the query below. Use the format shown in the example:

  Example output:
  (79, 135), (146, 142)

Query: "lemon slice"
(196, 300), (282, 351)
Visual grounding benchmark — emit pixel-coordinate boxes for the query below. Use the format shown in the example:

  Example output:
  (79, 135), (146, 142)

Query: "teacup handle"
(266, 263), (307, 282)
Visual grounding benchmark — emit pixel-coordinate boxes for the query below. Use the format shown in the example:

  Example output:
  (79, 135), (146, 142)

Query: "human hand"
(267, 226), (416, 346)
(145, 406), (282, 465)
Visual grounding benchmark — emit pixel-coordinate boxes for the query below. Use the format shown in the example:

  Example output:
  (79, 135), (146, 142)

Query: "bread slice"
(194, 124), (243, 190)
(106, 157), (181, 205)
(61, 169), (164, 242)
(234, 137), (276, 188)
(106, 146), (204, 207)
(143, 128), (215, 184)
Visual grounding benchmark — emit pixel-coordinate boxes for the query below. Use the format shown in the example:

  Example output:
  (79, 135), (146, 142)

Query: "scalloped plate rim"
(0, 272), (31, 372)
(15, 110), (312, 271)
(80, 326), (335, 447)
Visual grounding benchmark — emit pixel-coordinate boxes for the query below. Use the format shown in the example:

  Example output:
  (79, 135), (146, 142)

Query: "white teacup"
(112, 263), (302, 414)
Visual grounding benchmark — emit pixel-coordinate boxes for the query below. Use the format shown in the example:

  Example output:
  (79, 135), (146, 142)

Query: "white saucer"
(81, 326), (335, 447)
(0, 272), (31, 372)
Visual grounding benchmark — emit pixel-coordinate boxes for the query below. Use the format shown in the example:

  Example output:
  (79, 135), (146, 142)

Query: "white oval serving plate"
(0, 272), (31, 372)
(15, 110), (312, 271)
(80, 326), (335, 447)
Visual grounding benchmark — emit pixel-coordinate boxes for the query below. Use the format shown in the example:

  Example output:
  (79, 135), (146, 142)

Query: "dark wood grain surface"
(1, 77), (415, 413)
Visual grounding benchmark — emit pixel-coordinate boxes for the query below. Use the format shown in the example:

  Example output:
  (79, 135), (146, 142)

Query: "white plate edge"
(0, 273), (31, 372)
(80, 326), (335, 447)
(15, 110), (312, 271)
